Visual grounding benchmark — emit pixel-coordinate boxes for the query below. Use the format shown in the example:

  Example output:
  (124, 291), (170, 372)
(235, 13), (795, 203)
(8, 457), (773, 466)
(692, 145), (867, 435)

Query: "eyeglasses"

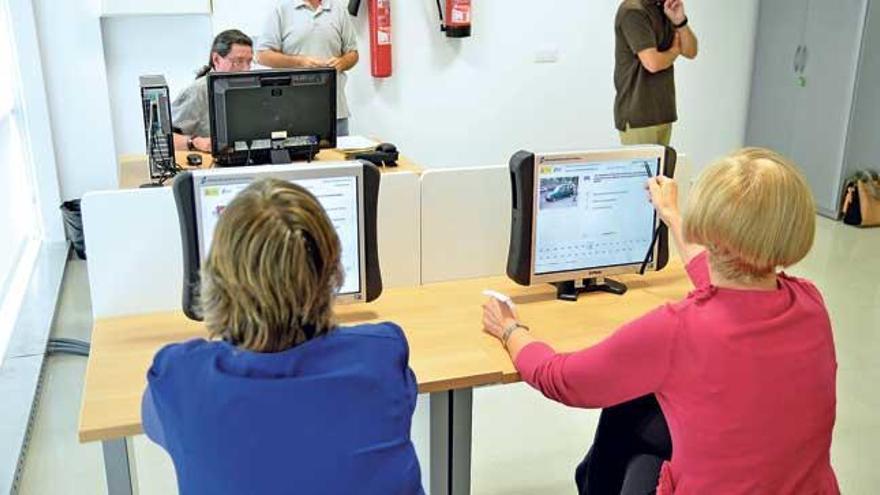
(226, 58), (253, 67)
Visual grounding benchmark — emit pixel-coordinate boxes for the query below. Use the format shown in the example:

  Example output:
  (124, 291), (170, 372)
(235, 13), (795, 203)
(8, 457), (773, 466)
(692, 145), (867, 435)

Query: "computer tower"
(139, 75), (176, 180)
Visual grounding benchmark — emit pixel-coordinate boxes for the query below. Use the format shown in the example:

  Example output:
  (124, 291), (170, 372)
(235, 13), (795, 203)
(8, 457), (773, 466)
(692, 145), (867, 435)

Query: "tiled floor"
(17, 217), (880, 494)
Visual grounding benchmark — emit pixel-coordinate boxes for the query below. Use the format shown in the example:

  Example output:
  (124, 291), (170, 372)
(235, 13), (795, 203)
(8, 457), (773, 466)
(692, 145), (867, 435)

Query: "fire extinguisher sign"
(377, 27), (391, 45)
(376, 0), (391, 45)
(451, 0), (470, 24)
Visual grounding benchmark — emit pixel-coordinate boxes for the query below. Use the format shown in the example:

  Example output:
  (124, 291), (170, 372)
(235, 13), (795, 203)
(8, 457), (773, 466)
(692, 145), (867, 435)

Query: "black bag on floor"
(60, 199), (86, 260)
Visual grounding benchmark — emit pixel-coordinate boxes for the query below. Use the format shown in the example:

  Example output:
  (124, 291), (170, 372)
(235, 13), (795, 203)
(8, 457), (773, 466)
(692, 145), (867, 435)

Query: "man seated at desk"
(172, 29), (254, 153)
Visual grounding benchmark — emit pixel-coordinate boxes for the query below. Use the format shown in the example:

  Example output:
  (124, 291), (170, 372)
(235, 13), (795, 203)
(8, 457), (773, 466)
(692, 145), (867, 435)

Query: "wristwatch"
(674, 16), (689, 29)
(186, 136), (195, 151)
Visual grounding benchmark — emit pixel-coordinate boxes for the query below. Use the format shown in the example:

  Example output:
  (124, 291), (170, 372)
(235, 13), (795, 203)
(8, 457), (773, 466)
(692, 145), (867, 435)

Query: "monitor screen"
(196, 176), (361, 294)
(506, 147), (675, 288)
(532, 153), (660, 276)
(174, 161), (384, 321)
(192, 164), (363, 297)
(208, 69), (337, 165)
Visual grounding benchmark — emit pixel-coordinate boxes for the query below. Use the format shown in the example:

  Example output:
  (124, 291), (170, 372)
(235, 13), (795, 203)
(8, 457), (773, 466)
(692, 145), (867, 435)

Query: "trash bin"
(60, 199), (86, 260)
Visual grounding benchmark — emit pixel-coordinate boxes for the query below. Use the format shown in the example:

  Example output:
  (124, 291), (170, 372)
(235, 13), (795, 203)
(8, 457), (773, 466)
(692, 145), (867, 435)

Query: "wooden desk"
(79, 264), (690, 494)
(79, 281), (506, 443)
(118, 149), (424, 190)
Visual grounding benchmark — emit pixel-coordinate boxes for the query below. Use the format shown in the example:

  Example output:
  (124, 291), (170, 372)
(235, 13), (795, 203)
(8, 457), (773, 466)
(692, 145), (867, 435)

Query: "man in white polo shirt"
(256, 0), (359, 136)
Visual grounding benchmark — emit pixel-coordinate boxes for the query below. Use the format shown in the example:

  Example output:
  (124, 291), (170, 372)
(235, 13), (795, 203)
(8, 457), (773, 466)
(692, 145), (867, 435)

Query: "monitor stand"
(553, 277), (628, 302)
(270, 148), (318, 164)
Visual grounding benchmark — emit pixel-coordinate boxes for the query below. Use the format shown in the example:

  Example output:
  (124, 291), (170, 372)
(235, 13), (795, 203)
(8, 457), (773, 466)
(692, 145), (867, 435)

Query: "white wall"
(33, 0), (119, 200)
(0, 10), (33, 301)
(7, 0), (64, 242)
(673, 0), (759, 173)
(40, 0), (758, 200)
(211, 0), (276, 47)
(1, 0), (42, 358)
(102, 14), (212, 155)
(0, 117), (35, 360)
(345, 0), (759, 174)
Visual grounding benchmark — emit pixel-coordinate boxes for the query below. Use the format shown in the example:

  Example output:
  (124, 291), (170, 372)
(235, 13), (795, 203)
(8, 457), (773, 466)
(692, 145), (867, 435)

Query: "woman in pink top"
(482, 148), (839, 494)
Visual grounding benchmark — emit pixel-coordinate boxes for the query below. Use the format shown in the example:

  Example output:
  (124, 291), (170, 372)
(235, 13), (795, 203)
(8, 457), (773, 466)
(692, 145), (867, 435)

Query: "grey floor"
(17, 217), (880, 494)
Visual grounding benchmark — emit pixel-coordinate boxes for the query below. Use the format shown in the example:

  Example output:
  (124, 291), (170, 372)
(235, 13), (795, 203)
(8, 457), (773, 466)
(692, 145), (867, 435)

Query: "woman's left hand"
(482, 299), (519, 340)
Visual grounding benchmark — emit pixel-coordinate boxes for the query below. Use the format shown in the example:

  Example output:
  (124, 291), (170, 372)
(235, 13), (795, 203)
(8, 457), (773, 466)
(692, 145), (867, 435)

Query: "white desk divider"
(83, 187), (182, 319)
(376, 171), (421, 289)
(420, 166), (511, 284)
(83, 170), (422, 320)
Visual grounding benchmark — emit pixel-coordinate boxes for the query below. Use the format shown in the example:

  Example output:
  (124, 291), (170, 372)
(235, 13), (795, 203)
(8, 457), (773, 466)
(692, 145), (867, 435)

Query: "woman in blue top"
(141, 179), (423, 495)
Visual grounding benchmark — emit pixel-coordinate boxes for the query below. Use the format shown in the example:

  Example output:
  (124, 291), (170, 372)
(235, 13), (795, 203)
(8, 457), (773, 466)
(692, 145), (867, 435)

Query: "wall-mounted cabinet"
(746, 0), (872, 217)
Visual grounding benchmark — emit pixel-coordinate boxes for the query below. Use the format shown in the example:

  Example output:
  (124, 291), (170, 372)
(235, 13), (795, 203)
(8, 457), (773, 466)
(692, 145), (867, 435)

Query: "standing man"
(614, 0), (698, 146)
(256, 0), (359, 137)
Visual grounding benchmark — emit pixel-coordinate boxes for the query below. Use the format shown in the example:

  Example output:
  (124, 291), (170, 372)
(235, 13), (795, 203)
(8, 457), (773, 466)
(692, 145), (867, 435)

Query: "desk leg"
(430, 389), (472, 495)
(102, 438), (138, 495)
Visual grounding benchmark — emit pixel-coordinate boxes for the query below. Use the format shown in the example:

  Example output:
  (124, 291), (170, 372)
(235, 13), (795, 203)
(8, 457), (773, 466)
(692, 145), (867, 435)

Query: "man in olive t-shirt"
(614, 0), (698, 146)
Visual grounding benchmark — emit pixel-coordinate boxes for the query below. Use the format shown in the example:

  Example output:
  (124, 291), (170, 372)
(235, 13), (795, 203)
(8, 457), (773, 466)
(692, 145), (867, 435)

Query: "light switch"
(534, 47), (559, 64)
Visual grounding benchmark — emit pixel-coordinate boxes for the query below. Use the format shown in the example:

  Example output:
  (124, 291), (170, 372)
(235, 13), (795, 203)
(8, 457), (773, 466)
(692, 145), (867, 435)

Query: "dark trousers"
(574, 395), (672, 495)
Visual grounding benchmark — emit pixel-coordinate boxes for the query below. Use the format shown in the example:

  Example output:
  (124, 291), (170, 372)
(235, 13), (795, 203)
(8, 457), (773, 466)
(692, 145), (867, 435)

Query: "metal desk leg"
(430, 388), (473, 495)
(102, 438), (137, 495)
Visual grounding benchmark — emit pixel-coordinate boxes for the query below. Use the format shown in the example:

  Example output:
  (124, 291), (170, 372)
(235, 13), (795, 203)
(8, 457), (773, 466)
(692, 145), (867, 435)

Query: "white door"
(789, 0), (869, 216)
(745, 0), (810, 155)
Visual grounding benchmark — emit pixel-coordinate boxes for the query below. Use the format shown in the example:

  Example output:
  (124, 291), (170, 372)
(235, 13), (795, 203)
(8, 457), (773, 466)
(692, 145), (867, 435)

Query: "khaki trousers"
(618, 123), (673, 146)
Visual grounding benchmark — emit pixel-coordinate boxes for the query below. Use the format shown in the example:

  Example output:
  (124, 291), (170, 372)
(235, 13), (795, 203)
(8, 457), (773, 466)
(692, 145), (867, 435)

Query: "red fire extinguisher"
(348, 0), (392, 78)
(436, 0), (471, 38)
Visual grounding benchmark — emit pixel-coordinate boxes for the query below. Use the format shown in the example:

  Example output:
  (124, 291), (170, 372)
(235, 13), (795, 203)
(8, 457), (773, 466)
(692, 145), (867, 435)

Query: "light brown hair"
(683, 147), (816, 282)
(201, 179), (343, 352)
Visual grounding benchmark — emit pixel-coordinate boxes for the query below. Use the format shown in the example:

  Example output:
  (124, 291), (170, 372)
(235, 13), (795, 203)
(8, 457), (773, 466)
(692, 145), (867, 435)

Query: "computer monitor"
(207, 69), (337, 167)
(507, 146), (677, 301)
(173, 161), (382, 321)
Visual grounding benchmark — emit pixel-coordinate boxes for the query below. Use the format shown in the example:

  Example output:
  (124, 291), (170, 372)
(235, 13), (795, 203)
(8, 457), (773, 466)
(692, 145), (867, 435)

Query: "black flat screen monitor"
(507, 146), (677, 288)
(173, 161), (382, 321)
(207, 69), (337, 166)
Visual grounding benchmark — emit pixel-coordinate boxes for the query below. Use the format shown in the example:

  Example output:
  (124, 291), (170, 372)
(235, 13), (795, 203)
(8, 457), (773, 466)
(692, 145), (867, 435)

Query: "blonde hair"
(201, 179), (343, 353)
(683, 148), (816, 282)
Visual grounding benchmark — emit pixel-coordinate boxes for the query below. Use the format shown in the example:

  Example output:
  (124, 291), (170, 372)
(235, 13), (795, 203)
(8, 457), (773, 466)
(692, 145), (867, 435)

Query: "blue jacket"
(142, 322), (424, 495)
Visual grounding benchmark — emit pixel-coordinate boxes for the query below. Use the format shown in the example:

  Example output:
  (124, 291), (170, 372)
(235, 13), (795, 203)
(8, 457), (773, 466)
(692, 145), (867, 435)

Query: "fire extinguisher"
(435, 0), (471, 38)
(348, 0), (392, 78)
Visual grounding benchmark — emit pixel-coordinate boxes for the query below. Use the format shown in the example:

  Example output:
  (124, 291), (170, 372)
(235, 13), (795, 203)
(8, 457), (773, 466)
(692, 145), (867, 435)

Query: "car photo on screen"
(539, 176), (579, 210)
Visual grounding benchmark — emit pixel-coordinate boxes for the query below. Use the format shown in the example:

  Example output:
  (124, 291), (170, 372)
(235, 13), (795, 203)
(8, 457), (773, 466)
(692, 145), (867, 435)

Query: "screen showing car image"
(194, 175), (362, 296)
(534, 157), (659, 275)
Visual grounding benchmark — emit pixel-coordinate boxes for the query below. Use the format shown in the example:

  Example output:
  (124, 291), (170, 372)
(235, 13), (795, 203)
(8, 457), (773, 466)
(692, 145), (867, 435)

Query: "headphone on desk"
(354, 143), (399, 167)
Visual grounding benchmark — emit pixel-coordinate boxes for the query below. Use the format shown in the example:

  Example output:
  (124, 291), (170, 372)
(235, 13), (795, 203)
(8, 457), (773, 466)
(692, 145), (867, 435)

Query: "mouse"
(186, 153), (203, 167)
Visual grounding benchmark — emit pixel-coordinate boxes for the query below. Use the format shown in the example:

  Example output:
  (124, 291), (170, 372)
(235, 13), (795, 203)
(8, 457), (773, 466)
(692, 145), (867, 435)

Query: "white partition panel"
(377, 171), (421, 289)
(420, 166), (511, 284)
(83, 187), (182, 319)
(83, 170), (421, 319)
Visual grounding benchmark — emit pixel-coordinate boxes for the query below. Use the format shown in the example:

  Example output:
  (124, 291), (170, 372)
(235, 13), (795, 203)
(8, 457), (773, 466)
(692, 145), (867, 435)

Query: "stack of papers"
(336, 136), (379, 154)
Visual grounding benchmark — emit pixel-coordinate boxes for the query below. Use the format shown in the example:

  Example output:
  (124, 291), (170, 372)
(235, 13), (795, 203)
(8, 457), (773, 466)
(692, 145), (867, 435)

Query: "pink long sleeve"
(514, 305), (679, 408)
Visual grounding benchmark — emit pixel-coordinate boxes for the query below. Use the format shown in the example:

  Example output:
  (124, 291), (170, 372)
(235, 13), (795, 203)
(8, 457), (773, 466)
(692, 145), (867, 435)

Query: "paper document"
(337, 135), (379, 151)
